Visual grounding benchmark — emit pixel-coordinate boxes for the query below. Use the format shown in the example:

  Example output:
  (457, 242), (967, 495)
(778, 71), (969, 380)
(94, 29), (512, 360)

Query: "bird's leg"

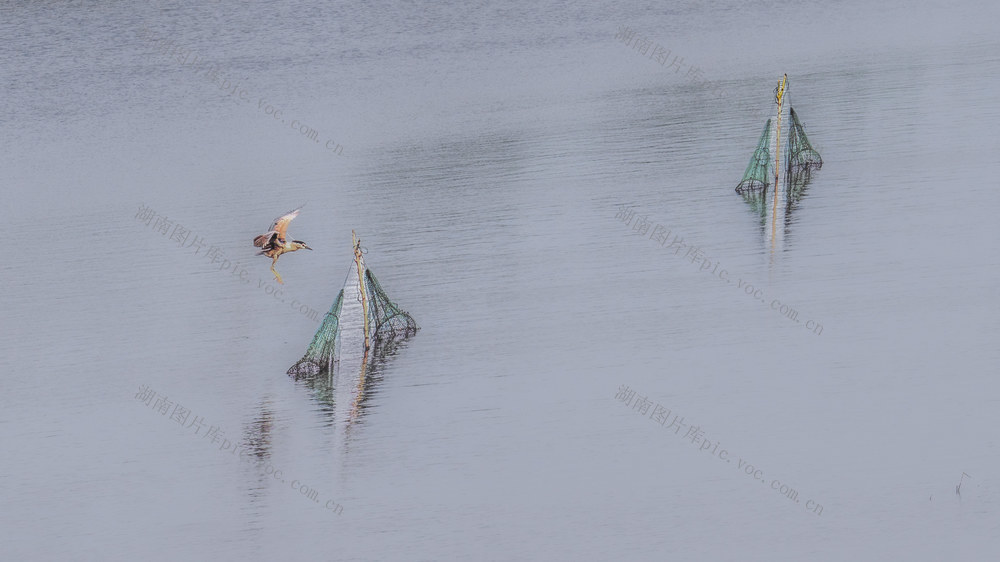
(270, 256), (284, 284)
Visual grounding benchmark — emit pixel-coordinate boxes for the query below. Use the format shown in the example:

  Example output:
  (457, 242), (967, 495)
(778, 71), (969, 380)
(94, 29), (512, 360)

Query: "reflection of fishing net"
(364, 268), (419, 341)
(786, 108), (822, 175)
(739, 186), (769, 218)
(287, 290), (344, 377)
(735, 119), (772, 194)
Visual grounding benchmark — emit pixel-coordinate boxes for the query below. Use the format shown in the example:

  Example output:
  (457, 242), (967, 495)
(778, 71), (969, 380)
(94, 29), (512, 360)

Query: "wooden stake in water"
(353, 230), (370, 351)
(771, 74), (788, 245)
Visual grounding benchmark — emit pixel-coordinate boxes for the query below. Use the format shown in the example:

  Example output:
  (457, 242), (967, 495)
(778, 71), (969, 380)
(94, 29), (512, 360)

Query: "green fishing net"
(286, 268), (417, 377)
(287, 289), (344, 376)
(735, 119), (772, 194)
(364, 268), (419, 341)
(786, 107), (823, 175)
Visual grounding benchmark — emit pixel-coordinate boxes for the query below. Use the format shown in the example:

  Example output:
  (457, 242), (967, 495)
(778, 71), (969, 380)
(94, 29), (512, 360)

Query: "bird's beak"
(304, 245), (313, 250)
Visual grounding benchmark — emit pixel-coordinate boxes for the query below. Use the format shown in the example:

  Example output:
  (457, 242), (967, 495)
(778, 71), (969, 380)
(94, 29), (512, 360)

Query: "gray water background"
(2, 0), (999, 559)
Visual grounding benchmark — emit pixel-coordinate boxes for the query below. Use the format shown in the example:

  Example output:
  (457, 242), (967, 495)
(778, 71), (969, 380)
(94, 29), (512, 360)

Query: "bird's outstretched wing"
(253, 232), (278, 248)
(270, 207), (302, 242)
(252, 206), (303, 248)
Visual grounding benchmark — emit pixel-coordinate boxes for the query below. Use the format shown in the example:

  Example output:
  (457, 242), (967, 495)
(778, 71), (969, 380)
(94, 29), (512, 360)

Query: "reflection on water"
(241, 398), (276, 529)
(785, 167), (817, 220)
(288, 335), (412, 430)
(739, 186), (769, 223)
(242, 399), (275, 460)
(740, 169), (820, 238)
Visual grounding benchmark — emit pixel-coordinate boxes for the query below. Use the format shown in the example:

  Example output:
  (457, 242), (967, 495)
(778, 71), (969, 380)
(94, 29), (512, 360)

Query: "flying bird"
(253, 207), (311, 284)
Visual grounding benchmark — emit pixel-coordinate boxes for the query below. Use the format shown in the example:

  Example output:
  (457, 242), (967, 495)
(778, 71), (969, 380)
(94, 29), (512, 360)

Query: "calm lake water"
(2, 0), (999, 560)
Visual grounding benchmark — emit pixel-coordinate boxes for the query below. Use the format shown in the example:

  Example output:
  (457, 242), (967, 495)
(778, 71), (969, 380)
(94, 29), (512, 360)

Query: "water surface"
(2, 0), (999, 560)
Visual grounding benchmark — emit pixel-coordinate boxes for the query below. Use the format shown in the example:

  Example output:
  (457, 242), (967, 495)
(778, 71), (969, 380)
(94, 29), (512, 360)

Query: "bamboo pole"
(771, 74), (787, 244)
(352, 230), (370, 351)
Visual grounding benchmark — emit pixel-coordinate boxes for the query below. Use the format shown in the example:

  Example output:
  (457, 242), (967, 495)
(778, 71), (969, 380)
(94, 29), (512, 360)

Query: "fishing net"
(286, 236), (417, 378)
(786, 108), (822, 175)
(364, 268), (419, 341)
(735, 119), (772, 194)
(287, 289), (344, 377)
